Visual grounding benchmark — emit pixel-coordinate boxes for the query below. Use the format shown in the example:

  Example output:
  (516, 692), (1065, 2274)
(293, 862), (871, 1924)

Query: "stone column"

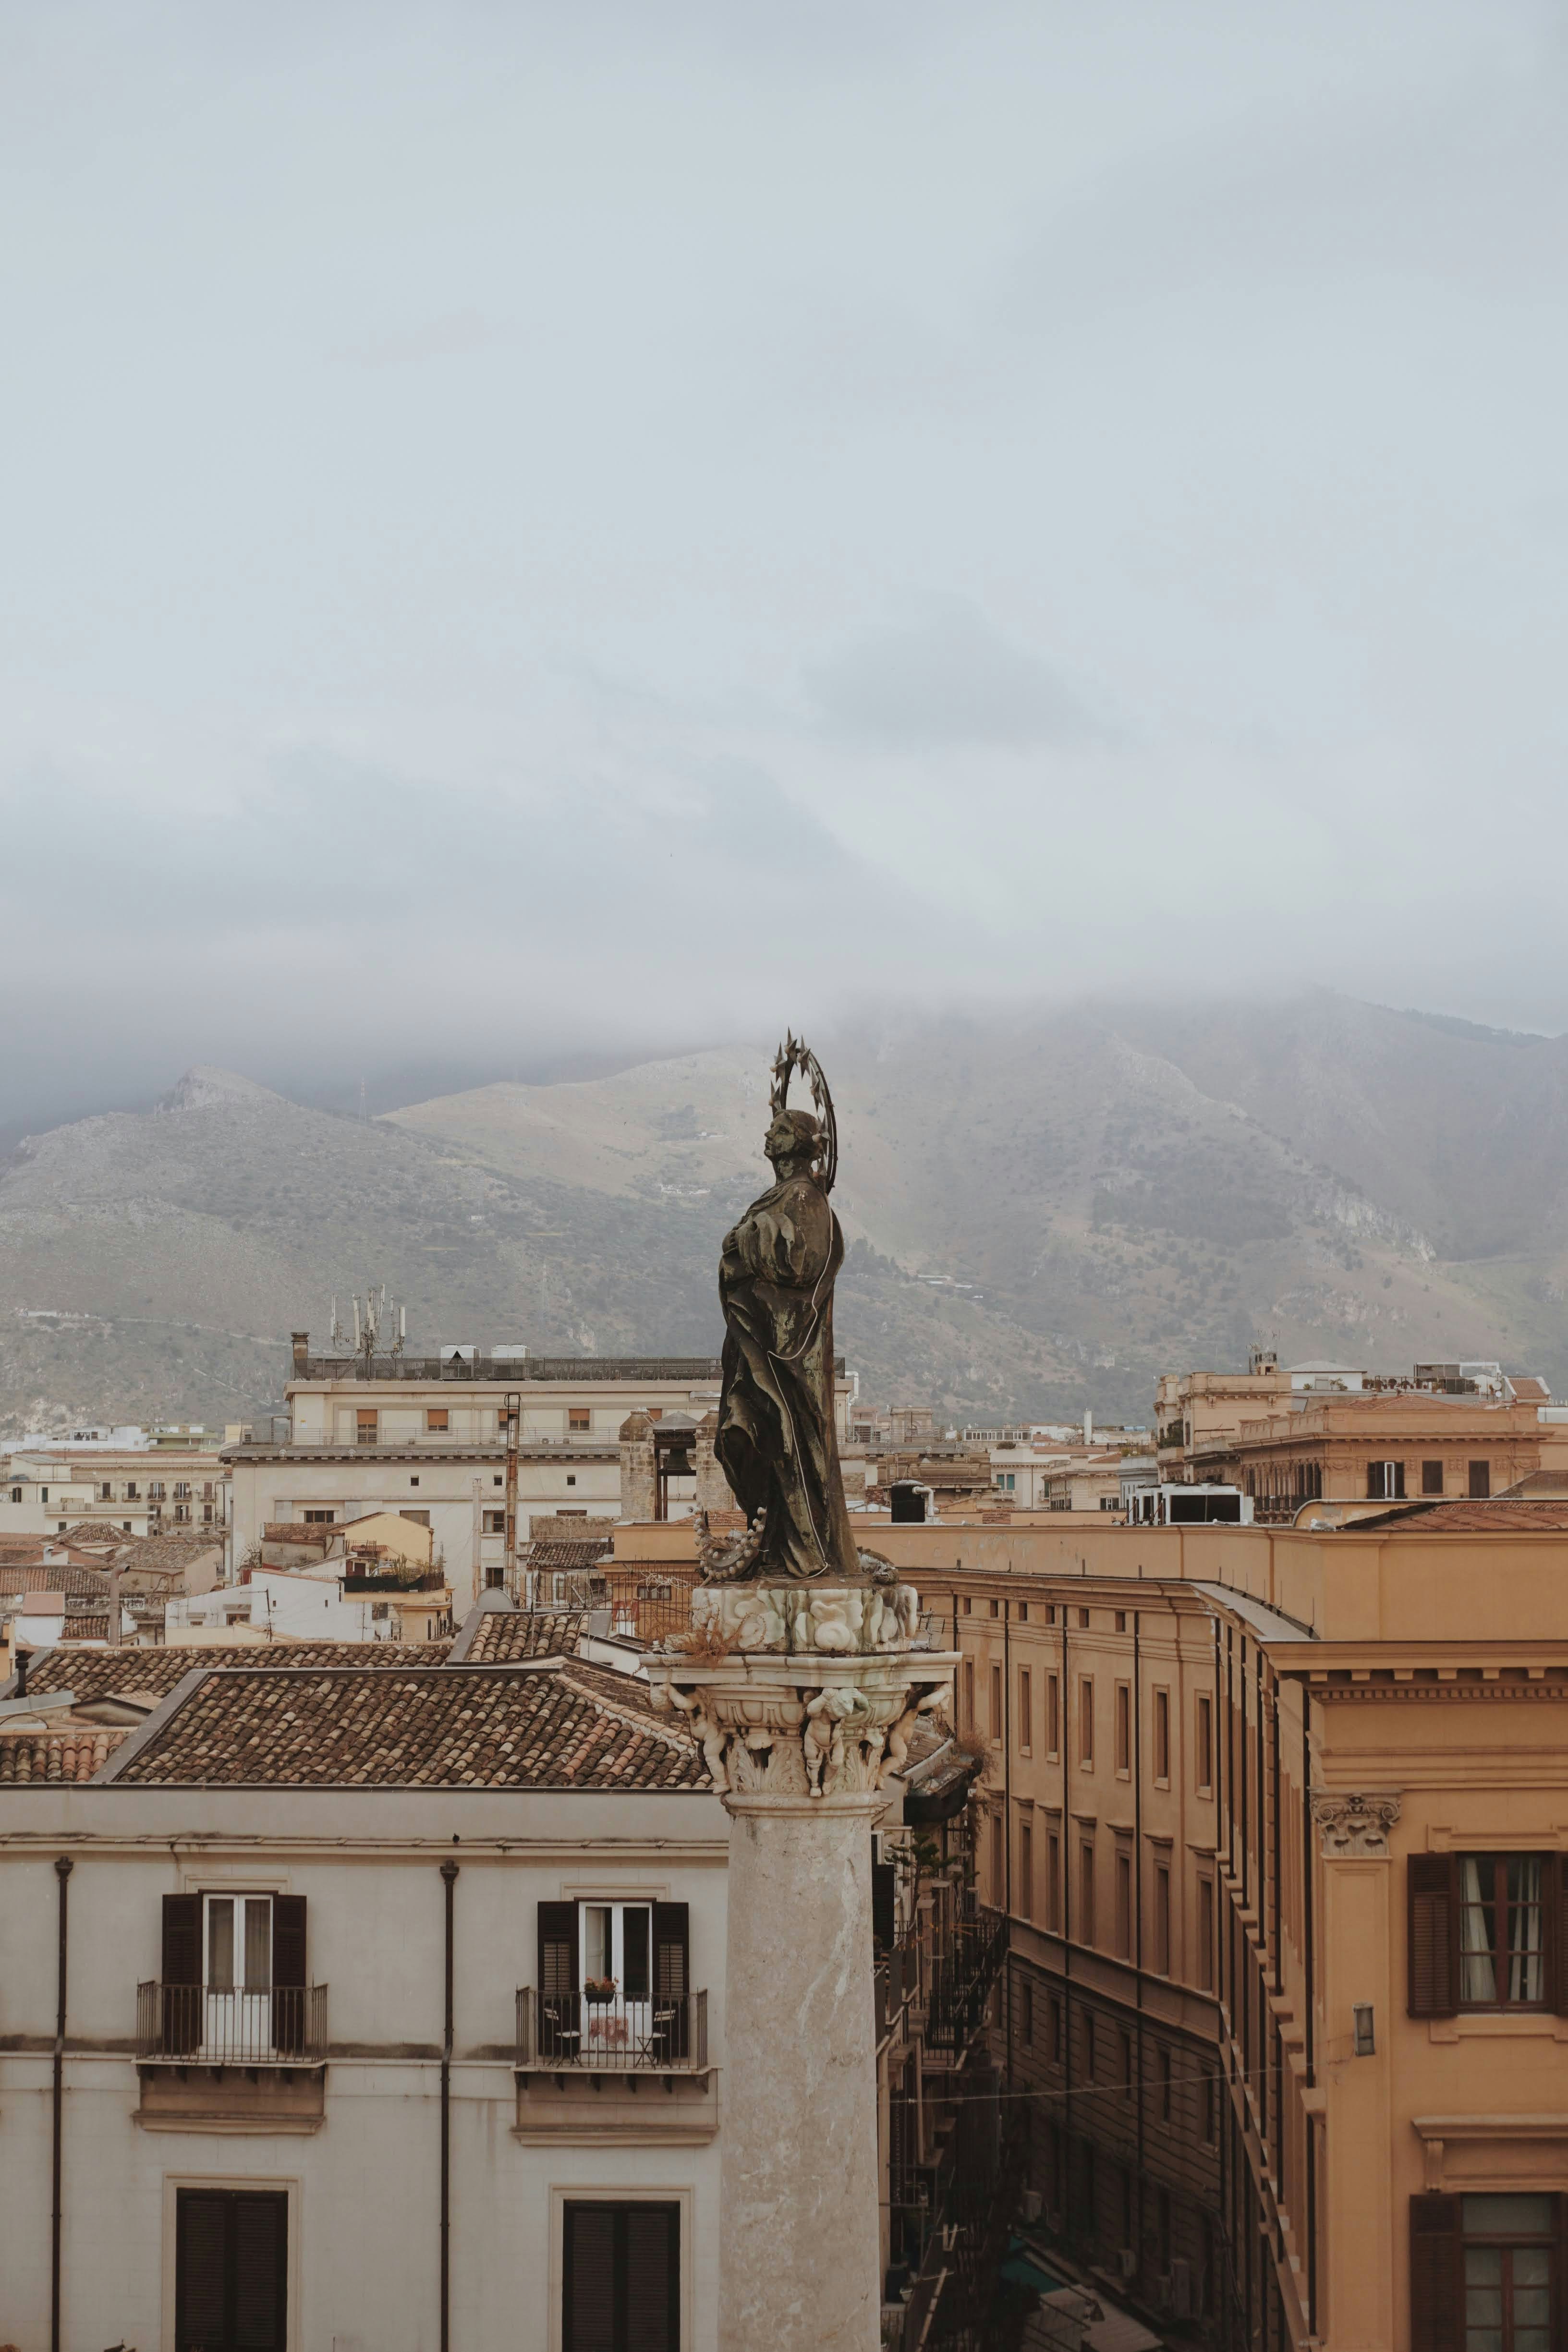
(618, 1411), (656, 1522)
(648, 1578), (956, 2352)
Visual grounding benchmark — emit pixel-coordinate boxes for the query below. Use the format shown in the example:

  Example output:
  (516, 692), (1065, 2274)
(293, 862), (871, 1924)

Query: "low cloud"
(805, 604), (1099, 750)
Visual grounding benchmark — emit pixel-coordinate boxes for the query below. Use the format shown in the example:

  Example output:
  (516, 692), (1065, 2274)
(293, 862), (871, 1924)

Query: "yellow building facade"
(889, 1514), (1568, 2350)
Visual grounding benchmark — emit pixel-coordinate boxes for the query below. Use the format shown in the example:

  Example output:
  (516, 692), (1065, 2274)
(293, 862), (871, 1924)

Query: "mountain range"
(2, 992), (1566, 1437)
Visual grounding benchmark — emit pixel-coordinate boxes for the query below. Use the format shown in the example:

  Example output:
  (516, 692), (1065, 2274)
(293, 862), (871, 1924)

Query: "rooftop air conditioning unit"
(440, 1346), (476, 1365)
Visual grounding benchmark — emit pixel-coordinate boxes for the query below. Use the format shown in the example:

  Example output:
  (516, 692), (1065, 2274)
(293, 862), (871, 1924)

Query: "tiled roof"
(12, 1638), (453, 1702)
(557, 1657), (673, 1724)
(0, 1563), (112, 1599)
(465, 1610), (584, 1663)
(61, 1614), (111, 1640)
(523, 1538), (614, 1572)
(0, 1727), (127, 1783)
(109, 1666), (705, 1790)
(262, 1523), (338, 1544)
(60, 1519), (141, 1544)
(1350, 1498), (1568, 1534)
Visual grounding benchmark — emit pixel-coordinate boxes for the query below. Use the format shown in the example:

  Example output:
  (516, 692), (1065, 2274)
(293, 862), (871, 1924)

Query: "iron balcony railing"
(136, 1982), (328, 2065)
(515, 1987), (708, 2072)
(924, 1908), (1008, 2052)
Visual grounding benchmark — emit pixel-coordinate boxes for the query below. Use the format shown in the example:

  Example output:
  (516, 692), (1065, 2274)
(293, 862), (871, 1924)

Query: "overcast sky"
(2, 0), (1567, 1124)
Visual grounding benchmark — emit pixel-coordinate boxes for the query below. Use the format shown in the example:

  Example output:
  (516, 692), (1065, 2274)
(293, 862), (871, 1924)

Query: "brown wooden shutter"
(872, 1856), (896, 1949)
(176, 2190), (229, 2347)
(625, 2204), (680, 2352)
(1553, 1856), (1568, 2017)
(273, 1893), (307, 2057)
(1408, 1855), (1459, 2018)
(161, 1891), (201, 2056)
(652, 1903), (689, 2000)
(233, 2192), (288, 2350)
(1408, 2193), (1462, 2351)
(564, 2203), (617, 2352)
(539, 1900), (579, 1995)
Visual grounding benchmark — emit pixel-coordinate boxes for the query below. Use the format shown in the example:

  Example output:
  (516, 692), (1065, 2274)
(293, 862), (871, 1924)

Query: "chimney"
(292, 1332), (310, 1374)
(15, 1649), (26, 1698)
(107, 1560), (122, 1649)
(1083, 1407), (1094, 1447)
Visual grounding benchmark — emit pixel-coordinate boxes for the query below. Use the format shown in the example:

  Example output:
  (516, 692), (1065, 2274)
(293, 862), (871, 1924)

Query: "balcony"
(134, 1982), (328, 2134)
(136, 1981), (328, 2066)
(516, 1987), (707, 2073)
(513, 1988), (715, 2145)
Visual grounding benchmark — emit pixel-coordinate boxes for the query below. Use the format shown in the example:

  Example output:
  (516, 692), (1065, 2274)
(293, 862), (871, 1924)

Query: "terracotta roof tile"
(1349, 1498), (1568, 1534)
(110, 1666), (705, 1791)
(465, 1611), (583, 1663)
(0, 1562), (113, 1599)
(522, 1538), (614, 1572)
(13, 1638), (453, 1701)
(0, 1727), (127, 1783)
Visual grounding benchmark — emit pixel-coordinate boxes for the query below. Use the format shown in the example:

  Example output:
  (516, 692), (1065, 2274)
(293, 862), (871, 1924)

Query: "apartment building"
(879, 1505), (1568, 2350)
(1157, 1354), (1558, 1523)
(224, 1339), (745, 1614)
(0, 1442), (226, 1540)
(0, 1640), (725, 2352)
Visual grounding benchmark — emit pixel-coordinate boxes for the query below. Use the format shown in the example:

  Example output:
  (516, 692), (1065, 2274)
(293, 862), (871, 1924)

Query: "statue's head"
(765, 1106), (824, 1180)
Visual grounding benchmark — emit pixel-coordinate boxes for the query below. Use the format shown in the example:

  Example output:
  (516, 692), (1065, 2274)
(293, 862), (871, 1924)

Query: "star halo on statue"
(770, 1032), (838, 1194)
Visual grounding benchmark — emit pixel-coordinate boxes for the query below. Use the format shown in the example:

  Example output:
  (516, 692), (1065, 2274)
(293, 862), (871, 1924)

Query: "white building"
(0, 1640), (725, 2351)
(223, 1340), (743, 1615)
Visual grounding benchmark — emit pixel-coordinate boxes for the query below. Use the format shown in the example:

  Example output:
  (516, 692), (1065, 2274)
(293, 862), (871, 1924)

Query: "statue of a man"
(712, 1066), (860, 1583)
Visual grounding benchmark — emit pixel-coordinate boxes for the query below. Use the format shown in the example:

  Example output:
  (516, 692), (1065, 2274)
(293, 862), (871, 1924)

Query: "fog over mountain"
(4, 994), (1566, 1438)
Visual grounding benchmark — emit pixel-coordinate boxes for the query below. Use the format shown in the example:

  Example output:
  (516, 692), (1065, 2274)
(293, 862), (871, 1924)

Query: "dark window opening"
(175, 2187), (287, 2352)
(563, 2200), (679, 2352)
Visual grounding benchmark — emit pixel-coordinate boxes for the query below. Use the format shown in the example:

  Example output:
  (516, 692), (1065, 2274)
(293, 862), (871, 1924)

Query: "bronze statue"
(700, 1037), (861, 1583)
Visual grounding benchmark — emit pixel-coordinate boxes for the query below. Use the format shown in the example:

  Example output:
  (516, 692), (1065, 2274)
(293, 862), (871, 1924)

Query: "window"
(1153, 1863), (1171, 1975)
(1080, 1842), (1096, 1945)
(563, 2202), (680, 2352)
(989, 1599), (999, 1618)
(356, 1410), (378, 1445)
(569, 1407), (592, 1432)
(1049, 1994), (1063, 2062)
(1084, 2011), (1096, 2079)
(964, 1658), (976, 1730)
(991, 1813), (1004, 1904)
(1018, 1667), (1033, 1754)
(1046, 1831), (1061, 1932)
(10, 1487), (19, 1502)
(100, 1482), (112, 1501)
(174, 1481), (191, 1499)
(176, 2188), (288, 2352)
(1411, 2192), (1557, 2352)
(1115, 1852), (1132, 1957)
(1117, 2028), (1132, 2099)
(1153, 1689), (1170, 1783)
(962, 1595), (972, 1614)
(1020, 1819), (1033, 1921)
(1078, 1607), (1090, 1629)
(1422, 1459), (1445, 1495)
(1020, 1977), (1033, 2044)
(401, 1509), (430, 1528)
(303, 1509), (335, 1525)
(990, 1662), (1003, 1743)
(1017, 1603), (1028, 1623)
(1470, 1460), (1492, 1500)
(1367, 1459), (1405, 1499)
(482, 1509), (507, 1533)
(1078, 1678), (1094, 1766)
(1045, 1673), (1060, 1758)
(158, 1891), (307, 2061)
(1197, 1878), (1214, 1989)
(1158, 2043), (1173, 2121)
(1114, 1610), (1126, 1633)
(425, 1407), (449, 1431)
(125, 1481), (137, 1499)
(1410, 1853), (1557, 2014)
(1195, 1694), (1213, 1794)
(566, 1474), (577, 1488)
(1202, 2070), (1216, 2145)
(1114, 1683), (1130, 1774)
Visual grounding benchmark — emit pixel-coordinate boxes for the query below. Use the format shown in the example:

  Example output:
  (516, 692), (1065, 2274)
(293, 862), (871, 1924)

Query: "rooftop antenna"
(331, 1284), (403, 1372)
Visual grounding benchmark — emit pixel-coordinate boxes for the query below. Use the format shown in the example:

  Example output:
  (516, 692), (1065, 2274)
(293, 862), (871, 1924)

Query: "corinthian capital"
(1310, 1790), (1402, 1858)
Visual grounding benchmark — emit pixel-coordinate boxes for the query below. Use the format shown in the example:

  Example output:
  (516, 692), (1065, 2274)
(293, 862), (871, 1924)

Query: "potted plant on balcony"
(583, 1976), (618, 2005)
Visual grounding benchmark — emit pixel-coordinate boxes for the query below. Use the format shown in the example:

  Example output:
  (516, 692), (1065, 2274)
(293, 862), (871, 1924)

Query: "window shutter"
(624, 2205), (680, 2352)
(176, 2190), (229, 2346)
(1408, 2193), (1462, 2351)
(564, 2203), (617, 2352)
(539, 1900), (579, 1995)
(273, 1893), (307, 2058)
(652, 1903), (689, 2000)
(161, 1891), (201, 2057)
(273, 1894), (306, 1987)
(233, 2193), (288, 2350)
(1408, 1855), (1458, 2018)
(1554, 1856), (1568, 2018)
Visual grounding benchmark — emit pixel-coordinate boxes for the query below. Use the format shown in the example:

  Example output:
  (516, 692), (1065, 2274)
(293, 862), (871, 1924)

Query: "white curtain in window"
(1459, 1858), (1496, 2003)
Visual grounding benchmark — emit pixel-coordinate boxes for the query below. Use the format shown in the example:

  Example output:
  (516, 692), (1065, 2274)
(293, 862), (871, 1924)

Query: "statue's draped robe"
(716, 1170), (859, 1580)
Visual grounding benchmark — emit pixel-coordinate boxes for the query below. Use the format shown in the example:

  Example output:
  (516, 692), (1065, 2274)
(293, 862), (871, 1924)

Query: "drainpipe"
(51, 1854), (72, 2352)
(440, 1858), (459, 2352)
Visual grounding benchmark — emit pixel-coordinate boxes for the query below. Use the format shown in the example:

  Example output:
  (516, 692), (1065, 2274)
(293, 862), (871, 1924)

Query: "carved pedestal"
(648, 1582), (956, 2352)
